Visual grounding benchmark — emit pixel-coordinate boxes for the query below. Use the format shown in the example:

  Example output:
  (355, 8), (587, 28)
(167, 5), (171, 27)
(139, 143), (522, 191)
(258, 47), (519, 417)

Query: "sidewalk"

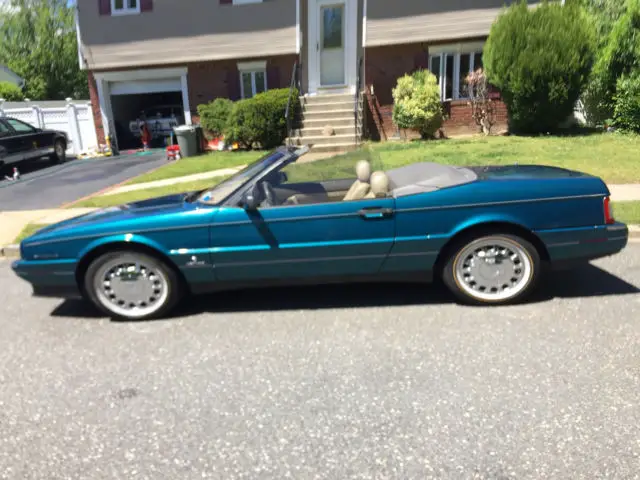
(102, 165), (246, 197)
(0, 208), (97, 248)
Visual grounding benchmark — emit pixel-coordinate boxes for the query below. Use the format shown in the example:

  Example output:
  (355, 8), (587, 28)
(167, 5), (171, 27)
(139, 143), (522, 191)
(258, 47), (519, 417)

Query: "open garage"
(93, 68), (191, 151)
(111, 91), (184, 150)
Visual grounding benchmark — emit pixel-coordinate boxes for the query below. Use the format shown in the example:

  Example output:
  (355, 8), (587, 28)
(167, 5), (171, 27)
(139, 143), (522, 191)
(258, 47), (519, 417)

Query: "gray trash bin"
(173, 125), (198, 158)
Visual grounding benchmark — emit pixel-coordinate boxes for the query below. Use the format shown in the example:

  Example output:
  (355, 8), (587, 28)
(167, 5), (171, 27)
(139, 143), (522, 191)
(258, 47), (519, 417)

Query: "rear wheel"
(50, 139), (66, 164)
(441, 233), (541, 305)
(84, 250), (182, 320)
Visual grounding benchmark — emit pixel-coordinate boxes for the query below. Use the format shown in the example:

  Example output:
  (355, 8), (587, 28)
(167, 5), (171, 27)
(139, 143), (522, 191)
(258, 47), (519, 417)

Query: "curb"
(0, 244), (19, 259)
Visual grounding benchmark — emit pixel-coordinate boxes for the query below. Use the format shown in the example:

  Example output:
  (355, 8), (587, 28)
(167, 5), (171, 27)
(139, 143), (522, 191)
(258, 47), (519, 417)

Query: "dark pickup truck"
(0, 116), (70, 168)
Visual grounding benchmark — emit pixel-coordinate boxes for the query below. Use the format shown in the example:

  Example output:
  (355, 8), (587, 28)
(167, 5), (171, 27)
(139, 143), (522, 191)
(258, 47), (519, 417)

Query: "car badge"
(186, 255), (206, 267)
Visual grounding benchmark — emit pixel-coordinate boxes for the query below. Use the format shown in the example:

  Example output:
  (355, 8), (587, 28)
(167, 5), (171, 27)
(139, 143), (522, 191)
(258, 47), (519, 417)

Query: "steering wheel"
(260, 181), (277, 207)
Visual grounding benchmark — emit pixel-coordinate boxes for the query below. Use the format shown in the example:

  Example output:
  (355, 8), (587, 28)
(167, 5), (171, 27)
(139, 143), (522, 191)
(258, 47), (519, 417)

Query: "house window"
(238, 61), (267, 99)
(428, 43), (484, 101)
(112, 0), (140, 15)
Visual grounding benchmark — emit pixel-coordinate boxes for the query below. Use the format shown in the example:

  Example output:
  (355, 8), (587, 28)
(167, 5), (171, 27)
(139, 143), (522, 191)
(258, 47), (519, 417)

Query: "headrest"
(369, 171), (389, 197)
(355, 160), (371, 182)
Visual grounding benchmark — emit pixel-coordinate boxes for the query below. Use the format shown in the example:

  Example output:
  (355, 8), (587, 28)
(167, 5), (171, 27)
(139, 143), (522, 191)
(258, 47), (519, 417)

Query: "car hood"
(23, 191), (202, 243)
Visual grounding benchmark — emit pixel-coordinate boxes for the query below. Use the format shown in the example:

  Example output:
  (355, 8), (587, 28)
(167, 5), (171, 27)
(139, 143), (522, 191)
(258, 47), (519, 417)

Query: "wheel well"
(75, 242), (190, 295)
(432, 222), (551, 277)
(55, 136), (66, 148)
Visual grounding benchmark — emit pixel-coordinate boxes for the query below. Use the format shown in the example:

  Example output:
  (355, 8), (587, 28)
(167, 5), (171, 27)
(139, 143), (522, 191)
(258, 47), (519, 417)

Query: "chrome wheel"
(453, 237), (533, 302)
(93, 258), (170, 318)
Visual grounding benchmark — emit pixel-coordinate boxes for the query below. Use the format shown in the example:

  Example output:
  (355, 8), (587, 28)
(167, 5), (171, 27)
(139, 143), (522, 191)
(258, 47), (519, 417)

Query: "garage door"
(110, 78), (182, 96)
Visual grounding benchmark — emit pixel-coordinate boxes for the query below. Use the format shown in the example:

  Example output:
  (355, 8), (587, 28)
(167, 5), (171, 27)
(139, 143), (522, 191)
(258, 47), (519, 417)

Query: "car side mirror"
(279, 171), (288, 183)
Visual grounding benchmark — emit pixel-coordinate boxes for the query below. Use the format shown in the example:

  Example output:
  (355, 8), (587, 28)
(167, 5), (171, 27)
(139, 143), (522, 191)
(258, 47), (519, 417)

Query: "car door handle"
(358, 207), (394, 219)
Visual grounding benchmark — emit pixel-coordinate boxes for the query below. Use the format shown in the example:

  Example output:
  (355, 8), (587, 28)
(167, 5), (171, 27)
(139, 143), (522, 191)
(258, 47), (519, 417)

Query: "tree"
(483, 0), (596, 134)
(392, 70), (443, 139)
(0, 0), (88, 100)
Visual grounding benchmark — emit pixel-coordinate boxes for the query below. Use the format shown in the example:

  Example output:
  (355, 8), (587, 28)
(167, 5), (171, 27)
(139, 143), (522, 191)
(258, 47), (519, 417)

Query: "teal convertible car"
(13, 145), (628, 320)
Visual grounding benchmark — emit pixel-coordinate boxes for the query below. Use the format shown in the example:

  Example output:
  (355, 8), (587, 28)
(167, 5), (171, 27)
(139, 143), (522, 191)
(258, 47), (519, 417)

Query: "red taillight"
(603, 196), (615, 224)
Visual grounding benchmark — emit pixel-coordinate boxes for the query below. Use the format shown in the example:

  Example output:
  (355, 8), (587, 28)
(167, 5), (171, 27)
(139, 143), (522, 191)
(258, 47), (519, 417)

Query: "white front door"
(319, 2), (346, 87)
(308, 0), (356, 95)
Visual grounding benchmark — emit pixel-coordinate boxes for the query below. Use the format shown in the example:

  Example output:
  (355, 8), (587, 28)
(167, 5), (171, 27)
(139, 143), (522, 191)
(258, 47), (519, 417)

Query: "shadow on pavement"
(0, 157), (68, 182)
(50, 263), (639, 321)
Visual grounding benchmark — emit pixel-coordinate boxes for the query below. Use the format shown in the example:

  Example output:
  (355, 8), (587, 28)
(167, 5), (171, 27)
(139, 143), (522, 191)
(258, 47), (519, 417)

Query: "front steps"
(287, 92), (363, 153)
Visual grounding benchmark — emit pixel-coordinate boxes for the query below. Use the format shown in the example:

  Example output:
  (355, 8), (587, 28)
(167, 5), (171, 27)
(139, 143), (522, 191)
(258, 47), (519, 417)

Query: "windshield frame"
(193, 147), (298, 206)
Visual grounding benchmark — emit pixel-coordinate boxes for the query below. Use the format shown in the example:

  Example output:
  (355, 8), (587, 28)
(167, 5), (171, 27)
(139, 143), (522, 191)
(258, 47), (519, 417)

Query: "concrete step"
(287, 133), (357, 147)
(300, 93), (353, 104)
(309, 143), (360, 153)
(303, 102), (355, 113)
(298, 117), (355, 129)
(296, 109), (356, 122)
(291, 125), (356, 137)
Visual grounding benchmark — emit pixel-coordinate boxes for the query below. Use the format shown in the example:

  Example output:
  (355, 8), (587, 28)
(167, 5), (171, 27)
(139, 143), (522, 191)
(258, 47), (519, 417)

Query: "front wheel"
(441, 233), (541, 305)
(84, 251), (182, 320)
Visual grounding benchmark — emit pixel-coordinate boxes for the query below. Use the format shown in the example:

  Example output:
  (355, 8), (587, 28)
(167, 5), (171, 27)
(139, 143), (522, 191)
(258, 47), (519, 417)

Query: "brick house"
(76, 0), (535, 150)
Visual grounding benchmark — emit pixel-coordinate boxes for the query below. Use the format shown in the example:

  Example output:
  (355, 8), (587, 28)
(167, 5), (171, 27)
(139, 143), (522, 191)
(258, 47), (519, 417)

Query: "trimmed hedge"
(196, 87), (299, 149)
(483, 0), (595, 134)
(197, 98), (233, 138)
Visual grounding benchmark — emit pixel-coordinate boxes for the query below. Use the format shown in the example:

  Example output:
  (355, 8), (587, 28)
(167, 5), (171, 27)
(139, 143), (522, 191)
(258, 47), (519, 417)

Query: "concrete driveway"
(0, 151), (167, 211)
(1, 244), (639, 479)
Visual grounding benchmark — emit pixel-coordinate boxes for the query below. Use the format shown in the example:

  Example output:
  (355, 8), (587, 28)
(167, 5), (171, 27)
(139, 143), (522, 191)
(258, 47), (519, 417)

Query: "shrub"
(0, 81), (24, 101)
(483, 0), (596, 134)
(392, 69), (443, 139)
(613, 71), (640, 132)
(583, 0), (640, 125)
(224, 88), (299, 149)
(197, 98), (233, 138)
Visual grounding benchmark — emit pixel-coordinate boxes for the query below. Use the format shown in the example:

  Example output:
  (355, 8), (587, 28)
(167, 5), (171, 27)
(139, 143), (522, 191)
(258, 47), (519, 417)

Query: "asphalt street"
(0, 152), (167, 211)
(1, 245), (639, 479)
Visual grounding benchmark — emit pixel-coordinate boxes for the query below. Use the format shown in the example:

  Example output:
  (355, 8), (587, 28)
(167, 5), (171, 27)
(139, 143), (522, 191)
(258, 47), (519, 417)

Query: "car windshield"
(193, 150), (288, 205)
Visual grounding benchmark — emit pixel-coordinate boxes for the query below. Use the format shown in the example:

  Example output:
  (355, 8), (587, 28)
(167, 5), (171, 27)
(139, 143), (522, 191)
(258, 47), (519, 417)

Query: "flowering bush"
(465, 68), (496, 135)
(392, 70), (443, 139)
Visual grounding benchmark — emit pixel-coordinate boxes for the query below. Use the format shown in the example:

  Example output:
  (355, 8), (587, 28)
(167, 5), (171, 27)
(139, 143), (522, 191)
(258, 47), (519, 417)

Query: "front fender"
(77, 233), (168, 260)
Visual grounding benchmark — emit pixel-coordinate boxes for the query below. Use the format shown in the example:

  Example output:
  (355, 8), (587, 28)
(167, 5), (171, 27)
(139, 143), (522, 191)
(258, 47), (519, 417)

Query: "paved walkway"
(102, 166), (246, 196)
(0, 209), (97, 247)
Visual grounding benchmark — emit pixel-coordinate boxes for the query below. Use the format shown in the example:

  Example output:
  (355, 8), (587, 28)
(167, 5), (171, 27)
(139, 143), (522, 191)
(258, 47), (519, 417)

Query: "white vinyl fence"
(0, 98), (98, 156)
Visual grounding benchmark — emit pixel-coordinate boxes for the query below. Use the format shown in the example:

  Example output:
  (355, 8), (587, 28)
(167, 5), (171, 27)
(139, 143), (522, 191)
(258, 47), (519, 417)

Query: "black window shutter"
(266, 66), (280, 90)
(227, 68), (241, 100)
(414, 51), (429, 70)
(140, 0), (153, 12)
(98, 0), (111, 15)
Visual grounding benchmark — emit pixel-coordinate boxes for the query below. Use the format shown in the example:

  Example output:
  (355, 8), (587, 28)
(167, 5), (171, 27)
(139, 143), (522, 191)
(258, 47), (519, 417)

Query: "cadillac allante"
(12, 146), (629, 320)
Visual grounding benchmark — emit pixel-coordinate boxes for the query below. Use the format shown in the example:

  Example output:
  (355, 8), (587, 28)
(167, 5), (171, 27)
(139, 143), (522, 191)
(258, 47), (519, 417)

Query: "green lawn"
(614, 201), (640, 225)
(283, 133), (640, 184)
(124, 151), (263, 185)
(67, 133), (640, 210)
(70, 177), (229, 209)
(14, 223), (47, 243)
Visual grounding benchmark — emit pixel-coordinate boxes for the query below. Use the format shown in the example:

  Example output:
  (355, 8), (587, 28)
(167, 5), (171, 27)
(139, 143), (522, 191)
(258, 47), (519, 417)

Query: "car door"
(0, 119), (25, 166)
(4, 118), (47, 161)
(211, 196), (397, 282)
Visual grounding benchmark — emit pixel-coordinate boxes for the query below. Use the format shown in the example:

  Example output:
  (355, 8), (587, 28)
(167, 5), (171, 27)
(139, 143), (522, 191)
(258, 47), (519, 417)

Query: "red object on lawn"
(166, 144), (181, 161)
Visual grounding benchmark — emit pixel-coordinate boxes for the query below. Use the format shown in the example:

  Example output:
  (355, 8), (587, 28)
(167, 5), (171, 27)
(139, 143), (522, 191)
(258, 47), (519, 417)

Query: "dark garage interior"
(111, 91), (184, 150)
